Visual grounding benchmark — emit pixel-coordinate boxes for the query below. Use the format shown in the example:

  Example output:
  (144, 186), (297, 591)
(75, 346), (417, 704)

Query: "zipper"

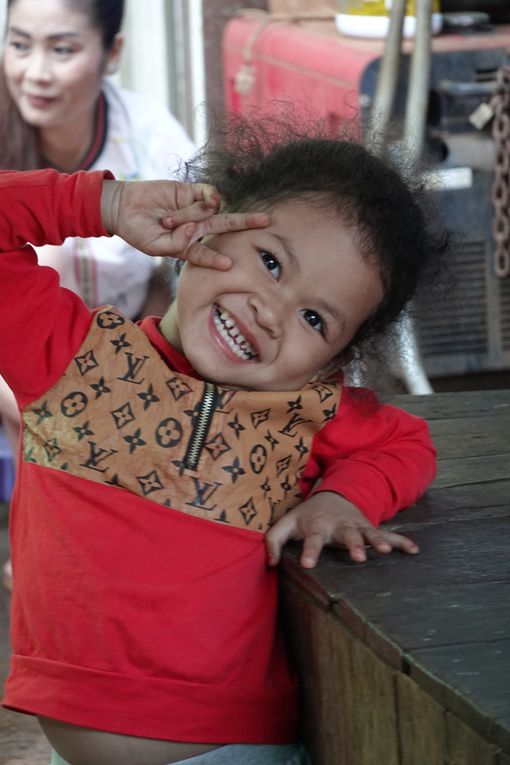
(183, 381), (218, 470)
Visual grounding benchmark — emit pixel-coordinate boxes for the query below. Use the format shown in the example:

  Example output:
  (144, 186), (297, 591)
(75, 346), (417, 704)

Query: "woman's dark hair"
(60, 0), (124, 50)
(186, 112), (449, 358)
(0, 0), (124, 170)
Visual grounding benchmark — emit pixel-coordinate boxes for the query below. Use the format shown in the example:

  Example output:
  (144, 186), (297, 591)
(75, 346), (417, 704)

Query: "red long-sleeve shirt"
(0, 169), (435, 743)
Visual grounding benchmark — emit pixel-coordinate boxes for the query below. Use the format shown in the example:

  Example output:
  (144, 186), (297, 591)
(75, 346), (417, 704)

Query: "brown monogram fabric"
(22, 309), (342, 533)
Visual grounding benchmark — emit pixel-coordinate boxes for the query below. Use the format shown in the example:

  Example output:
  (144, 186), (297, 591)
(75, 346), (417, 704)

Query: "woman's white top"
(36, 80), (196, 318)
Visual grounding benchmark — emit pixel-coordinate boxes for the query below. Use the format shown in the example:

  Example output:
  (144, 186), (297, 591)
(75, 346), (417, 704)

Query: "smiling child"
(0, 126), (444, 765)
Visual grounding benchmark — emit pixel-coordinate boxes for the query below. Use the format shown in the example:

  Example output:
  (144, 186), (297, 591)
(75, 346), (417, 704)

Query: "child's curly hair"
(184, 111), (449, 360)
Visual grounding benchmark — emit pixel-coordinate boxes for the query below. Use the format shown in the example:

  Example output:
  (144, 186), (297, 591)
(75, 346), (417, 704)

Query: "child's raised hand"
(265, 491), (419, 569)
(101, 178), (269, 269)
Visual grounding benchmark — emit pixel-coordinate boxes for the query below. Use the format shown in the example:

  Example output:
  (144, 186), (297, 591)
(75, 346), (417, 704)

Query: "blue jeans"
(50, 743), (311, 764)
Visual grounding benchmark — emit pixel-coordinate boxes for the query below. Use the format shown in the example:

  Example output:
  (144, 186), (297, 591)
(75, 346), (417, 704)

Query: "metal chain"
(491, 65), (510, 278)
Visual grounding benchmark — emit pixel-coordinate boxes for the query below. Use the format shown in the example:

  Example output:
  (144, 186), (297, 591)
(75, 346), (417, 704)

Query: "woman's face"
(3, 0), (116, 132)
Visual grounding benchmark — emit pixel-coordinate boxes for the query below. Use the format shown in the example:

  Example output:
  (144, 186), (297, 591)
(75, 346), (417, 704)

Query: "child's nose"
(248, 292), (284, 337)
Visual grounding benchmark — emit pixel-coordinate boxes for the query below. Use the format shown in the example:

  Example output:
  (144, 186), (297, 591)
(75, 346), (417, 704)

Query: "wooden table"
(280, 389), (510, 765)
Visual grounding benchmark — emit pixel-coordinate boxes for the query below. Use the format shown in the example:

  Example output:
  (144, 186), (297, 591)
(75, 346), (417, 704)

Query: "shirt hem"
(3, 654), (298, 744)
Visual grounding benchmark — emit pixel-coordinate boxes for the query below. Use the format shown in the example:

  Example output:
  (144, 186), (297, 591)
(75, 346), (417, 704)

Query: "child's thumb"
(265, 528), (284, 567)
(265, 515), (295, 567)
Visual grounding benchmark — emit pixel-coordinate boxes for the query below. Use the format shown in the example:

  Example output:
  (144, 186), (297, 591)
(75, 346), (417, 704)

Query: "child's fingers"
(153, 222), (197, 256)
(361, 528), (393, 555)
(265, 513), (297, 567)
(183, 241), (232, 270)
(197, 212), (270, 237)
(341, 527), (369, 563)
(300, 531), (328, 569)
(189, 182), (222, 209)
(364, 529), (420, 555)
(350, 527), (419, 558)
(163, 210), (269, 241)
(162, 200), (219, 230)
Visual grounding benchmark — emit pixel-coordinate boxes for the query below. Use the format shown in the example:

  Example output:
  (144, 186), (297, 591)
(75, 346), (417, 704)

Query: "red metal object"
(223, 14), (510, 133)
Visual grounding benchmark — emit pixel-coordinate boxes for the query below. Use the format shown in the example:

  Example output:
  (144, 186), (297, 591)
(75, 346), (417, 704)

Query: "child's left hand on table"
(265, 491), (419, 569)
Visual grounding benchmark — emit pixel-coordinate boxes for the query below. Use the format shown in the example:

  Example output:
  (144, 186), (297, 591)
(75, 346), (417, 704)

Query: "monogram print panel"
(22, 309), (342, 533)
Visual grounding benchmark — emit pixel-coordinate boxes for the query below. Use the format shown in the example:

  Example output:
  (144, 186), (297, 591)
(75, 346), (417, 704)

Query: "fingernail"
(217, 255), (232, 270)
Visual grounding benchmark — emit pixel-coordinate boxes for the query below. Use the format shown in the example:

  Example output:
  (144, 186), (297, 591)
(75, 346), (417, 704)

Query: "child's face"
(164, 199), (383, 391)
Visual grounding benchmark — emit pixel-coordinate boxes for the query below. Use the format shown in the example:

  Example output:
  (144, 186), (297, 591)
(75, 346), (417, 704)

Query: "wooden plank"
(284, 513), (510, 738)
(387, 481), (510, 531)
(290, 518), (510, 599)
(348, 632), (400, 765)
(493, 710), (510, 765)
(495, 717), (510, 756)
(282, 578), (356, 765)
(281, 579), (400, 765)
(431, 454), (510, 488)
(427, 414), (510, 459)
(396, 673), (446, 765)
(446, 713), (499, 765)
(408, 640), (510, 752)
(333, 582), (510, 654)
(283, 479), (510, 649)
(389, 389), (510, 420)
(279, 389), (510, 761)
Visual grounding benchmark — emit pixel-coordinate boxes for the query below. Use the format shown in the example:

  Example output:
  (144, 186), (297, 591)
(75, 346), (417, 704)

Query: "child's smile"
(161, 198), (384, 391)
(212, 305), (259, 361)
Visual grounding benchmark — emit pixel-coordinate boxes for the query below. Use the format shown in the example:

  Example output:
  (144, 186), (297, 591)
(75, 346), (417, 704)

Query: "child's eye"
(54, 45), (74, 56)
(260, 250), (280, 279)
(300, 309), (324, 334)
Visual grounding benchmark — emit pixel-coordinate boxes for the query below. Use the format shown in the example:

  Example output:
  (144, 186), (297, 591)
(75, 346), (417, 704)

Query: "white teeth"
(214, 307), (257, 360)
